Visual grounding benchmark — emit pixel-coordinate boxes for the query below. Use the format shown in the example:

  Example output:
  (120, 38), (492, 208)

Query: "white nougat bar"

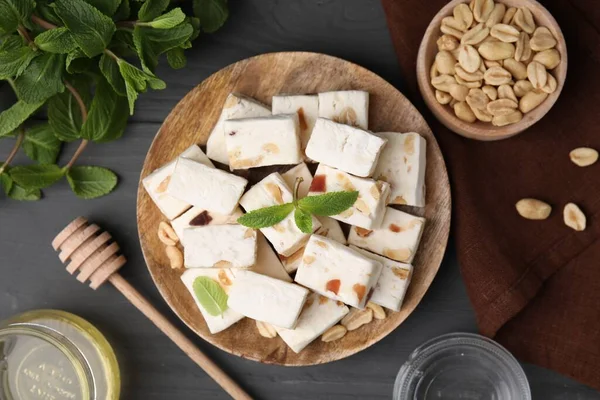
(142, 145), (214, 220)
(305, 118), (386, 177)
(228, 270), (309, 329)
(224, 114), (302, 169)
(318, 90), (369, 130)
(206, 93), (271, 165)
(348, 207), (425, 264)
(182, 225), (257, 268)
(272, 94), (319, 161)
(294, 235), (382, 309)
(373, 132), (426, 207)
(172, 207), (243, 239)
(350, 246), (413, 312)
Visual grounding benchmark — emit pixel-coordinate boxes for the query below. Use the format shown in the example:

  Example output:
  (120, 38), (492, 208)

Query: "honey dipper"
(52, 216), (252, 400)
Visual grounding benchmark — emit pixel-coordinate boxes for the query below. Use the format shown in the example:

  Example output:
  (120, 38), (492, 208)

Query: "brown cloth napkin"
(382, 0), (600, 390)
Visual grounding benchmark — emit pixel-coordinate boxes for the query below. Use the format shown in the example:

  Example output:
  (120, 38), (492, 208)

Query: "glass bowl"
(394, 332), (531, 400)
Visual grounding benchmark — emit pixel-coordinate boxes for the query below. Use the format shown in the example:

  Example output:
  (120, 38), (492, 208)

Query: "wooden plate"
(137, 52), (451, 366)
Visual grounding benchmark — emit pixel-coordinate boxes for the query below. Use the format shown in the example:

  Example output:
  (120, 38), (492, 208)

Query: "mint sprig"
(192, 276), (228, 317)
(0, 0), (229, 202)
(238, 177), (359, 233)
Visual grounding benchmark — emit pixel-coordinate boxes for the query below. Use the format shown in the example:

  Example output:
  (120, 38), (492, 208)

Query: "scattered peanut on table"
(431, 0), (561, 126)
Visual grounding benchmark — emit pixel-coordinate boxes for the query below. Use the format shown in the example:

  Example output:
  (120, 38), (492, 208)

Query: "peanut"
(455, 65), (484, 82)
(453, 3), (474, 31)
(461, 23), (490, 45)
(158, 221), (179, 246)
(515, 32), (532, 63)
(256, 320), (277, 338)
(366, 302), (386, 320)
(533, 49), (560, 70)
(482, 85), (498, 100)
(563, 203), (586, 231)
(430, 62), (439, 80)
(472, 105), (493, 122)
(530, 27), (557, 51)
(454, 101), (477, 122)
(485, 3), (505, 28)
(455, 74), (482, 88)
(484, 65), (512, 85)
(513, 80), (533, 97)
(322, 325), (347, 342)
(541, 74), (557, 94)
(490, 24), (520, 43)
(341, 308), (374, 331)
(449, 84), (469, 101)
(165, 245), (183, 269)
(473, 0), (494, 22)
(441, 19), (464, 39)
(503, 58), (527, 80)
(487, 98), (518, 116)
(502, 7), (517, 24)
(431, 74), (457, 92)
(516, 198), (552, 220)
(514, 7), (535, 34)
(492, 110), (522, 126)
(435, 50), (456, 75)
(459, 44), (481, 73)
(527, 61), (547, 89)
(442, 16), (467, 32)
(483, 59), (501, 68)
(478, 41), (515, 60)
(569, 148), (599, 167)
(466, 88), (490, 110)
(437, 34), (460, 51)
(498, 84), (518, 102)
(435, 90), (452, 104)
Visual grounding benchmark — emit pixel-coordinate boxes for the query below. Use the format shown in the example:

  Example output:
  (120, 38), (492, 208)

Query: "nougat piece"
(224, 114), (302, 169)
(305, 118), (387, 177)
(172, 207), (243, 239)
(167, 157), (247, 215)
(373, 132), (426, 207)
(181, 268), (244, 334)
(318, 90), (369, 129)
(228, 270), (309, 329)
(275, 293), (349, 353)
(239, 172), (320, 257)
(294, 235), (382, 309)
(272, 94), (319, 161)
(206, 93), (271, 165)
(348, 207), (425, 264)
(308, 164), (390, 230)
(351, 246), (413, 312)
(182, 225), (257, 268)
(142, 145), (214, 220)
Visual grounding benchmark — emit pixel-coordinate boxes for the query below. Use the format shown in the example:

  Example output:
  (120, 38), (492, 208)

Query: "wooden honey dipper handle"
(52, 217), (253, 400)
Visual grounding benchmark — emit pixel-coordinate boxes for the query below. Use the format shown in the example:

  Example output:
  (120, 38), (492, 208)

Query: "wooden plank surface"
(0, 0), (598, 398)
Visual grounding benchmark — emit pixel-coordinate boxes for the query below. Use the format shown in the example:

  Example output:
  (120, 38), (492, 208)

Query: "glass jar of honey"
(0, 309), (120, 400)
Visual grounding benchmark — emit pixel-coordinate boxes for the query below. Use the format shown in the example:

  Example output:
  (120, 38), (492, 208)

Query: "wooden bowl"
(416, 0), (567, 141)
(137, 52), (451, 365)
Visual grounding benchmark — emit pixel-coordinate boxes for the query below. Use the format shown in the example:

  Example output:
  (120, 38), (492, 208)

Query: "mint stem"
(0, 127), (25, 175)
(104, 49), (120, 62)
(293, 177), (303, 207)
(31, 15), (57, 30)
(63, 81), (89, 170)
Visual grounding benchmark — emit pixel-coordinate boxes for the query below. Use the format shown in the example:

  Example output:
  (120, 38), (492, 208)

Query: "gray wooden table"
(1, 1), (599, 399)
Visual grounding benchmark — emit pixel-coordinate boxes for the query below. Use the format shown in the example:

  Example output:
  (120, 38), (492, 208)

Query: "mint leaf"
(133, 23), (192, 72)
(166, 47), (186, 69)
(48, 76), (90, 142)
(0, 172), (13, 194)
(34, 27), (78, 54)
(117, 58), (165, 114)
(146, 8), (186, 29)
(81, 77), (128, 142)
(14, 53), (66, 104)
(82, 0), (121, 16)
(193, 0), (228, 33)
(52, 0), (116, 58)
(192, 276), (228, 316)
(0, 35), (25, 51)
(35, 0), (64, 27)
(65, 48), (92, 74)
(188, 16), (201, 41)
(298, 191), (359, 216)
(0, 100), (44, 138)
(113, 0), (130, 20)
(8, 184), (41, 200)
(66, 166), (117, 198)
(294, 208), (313, 234)
(99, 53), (126, 96)
(237, 203), (294, 229)
(9, 164), (65, 190)
(22, 123), (62, 164)
(0, 0), (35, 33)
(0, 46), (38, 79)
(137, 0), (169, 22)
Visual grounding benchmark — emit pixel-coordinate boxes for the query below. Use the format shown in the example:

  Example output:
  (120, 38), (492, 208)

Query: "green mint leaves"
(238, 177), (359, 234)
(0, 0), (229, 202)
(192, 276), (228, 317)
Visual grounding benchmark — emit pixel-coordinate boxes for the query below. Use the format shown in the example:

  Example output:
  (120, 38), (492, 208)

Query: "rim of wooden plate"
(416, 0), (568, 141)
(136, 51), (451, 366)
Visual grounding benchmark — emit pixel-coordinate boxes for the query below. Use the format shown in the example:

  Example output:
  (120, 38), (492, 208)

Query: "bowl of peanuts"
(416, 0), (567, 140)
